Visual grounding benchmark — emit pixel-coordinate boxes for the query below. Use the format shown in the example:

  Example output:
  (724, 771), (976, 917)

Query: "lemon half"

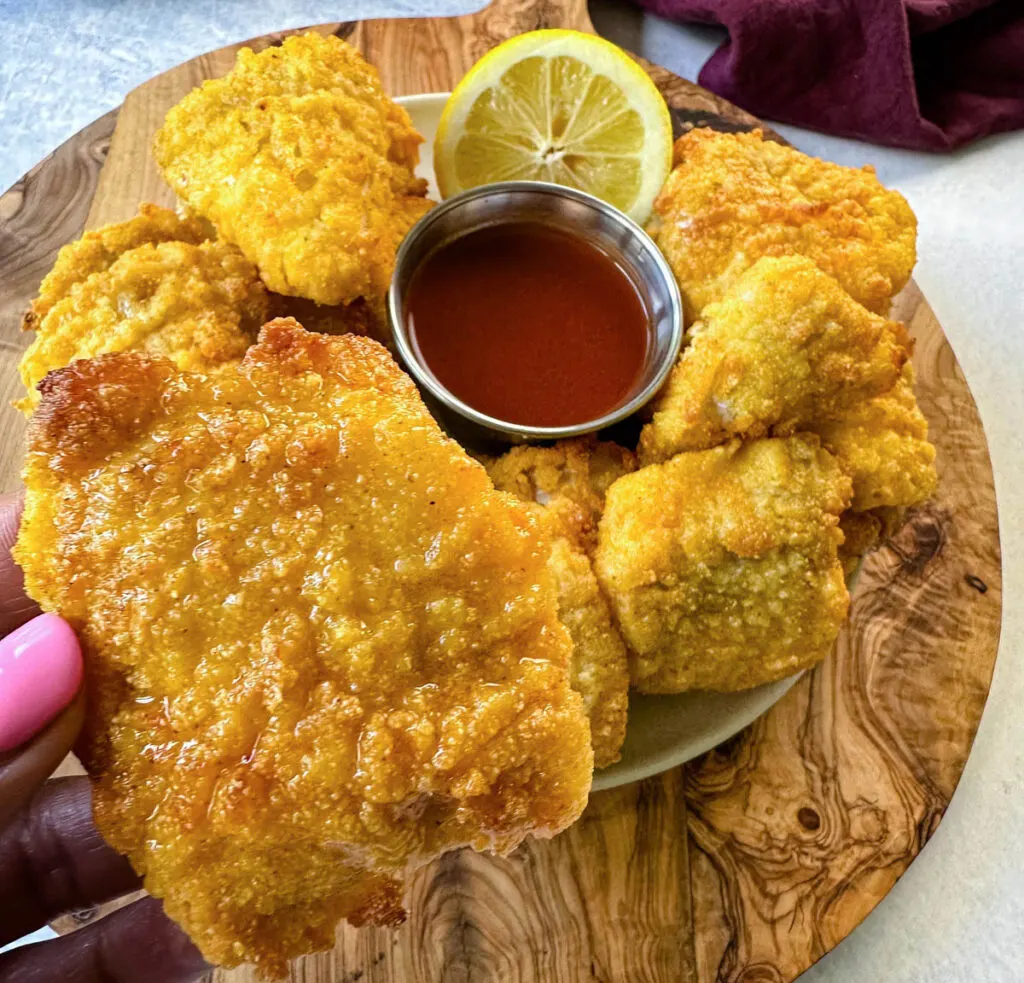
(435, 30), (673, 223)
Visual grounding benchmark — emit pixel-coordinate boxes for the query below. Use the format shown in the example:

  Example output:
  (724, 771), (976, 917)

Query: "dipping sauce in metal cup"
(390, 182), (682, 443)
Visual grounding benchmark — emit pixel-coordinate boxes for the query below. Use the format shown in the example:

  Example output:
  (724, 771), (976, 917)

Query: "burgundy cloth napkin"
(635, 0), (1024, 150)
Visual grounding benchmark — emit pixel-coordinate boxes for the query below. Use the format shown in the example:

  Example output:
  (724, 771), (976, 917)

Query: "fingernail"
(0, 613), (83, 753)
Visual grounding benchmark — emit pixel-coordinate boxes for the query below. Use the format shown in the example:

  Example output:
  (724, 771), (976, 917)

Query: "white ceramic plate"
(398, 93), (804, 792)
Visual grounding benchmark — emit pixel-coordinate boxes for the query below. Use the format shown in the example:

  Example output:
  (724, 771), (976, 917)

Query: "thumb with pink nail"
(0, 493), (87, 825)
(0, 613), (82, 755)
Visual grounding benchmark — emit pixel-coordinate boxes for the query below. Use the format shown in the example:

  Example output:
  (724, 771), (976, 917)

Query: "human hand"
(0, 493), (210, 983)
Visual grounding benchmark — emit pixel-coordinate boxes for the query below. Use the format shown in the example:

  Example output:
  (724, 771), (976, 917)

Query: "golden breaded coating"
(486, 438), (637, 553)
(547, 536), (629, 770)
(648, 128), (917, 320)
(154, 32), (433, 306)
(487, 439), (636, 769)
(812, 363), (937, 511)
(17, 237), (267, 413)
(23, 204), (209, 331)
(15, 321), (591, 975)
(595, 435), (851, 694)
(639, 256), (910, 463)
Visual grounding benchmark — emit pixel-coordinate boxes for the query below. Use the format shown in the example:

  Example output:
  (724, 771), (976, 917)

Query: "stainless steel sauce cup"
(389, 181), (683, 444)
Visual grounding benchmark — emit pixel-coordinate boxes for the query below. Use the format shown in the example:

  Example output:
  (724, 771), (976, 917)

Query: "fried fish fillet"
(595, 435), (851, 694)
(22, 204), (208, 332)
(487, 440), (636, 769)
(15, 321), (592, 975)
(811, 363), (937, 512)
(154, 32), (433, 307)
(17, 209), (267, 414)
(638, 256), (911, 463)
(648, 128), (917, 320)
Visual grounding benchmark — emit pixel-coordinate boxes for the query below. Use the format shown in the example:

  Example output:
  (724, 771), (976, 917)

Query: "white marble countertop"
(1, 1), (1022, 979)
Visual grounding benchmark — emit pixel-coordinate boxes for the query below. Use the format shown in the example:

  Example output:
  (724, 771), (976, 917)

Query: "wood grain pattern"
(686, 285), (1001, 981)
(0, 1), (1001, 982)
(0, 109), (116, 492)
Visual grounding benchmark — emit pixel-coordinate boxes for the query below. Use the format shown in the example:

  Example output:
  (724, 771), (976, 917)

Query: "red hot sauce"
(405, 221), (650, 428)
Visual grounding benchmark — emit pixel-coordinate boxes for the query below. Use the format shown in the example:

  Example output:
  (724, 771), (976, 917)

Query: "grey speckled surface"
(0, 0), (471, 192)
(1, 2), (1023, 981)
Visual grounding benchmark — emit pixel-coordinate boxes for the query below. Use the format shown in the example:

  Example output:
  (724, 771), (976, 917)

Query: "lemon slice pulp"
(435, 29), (673, 223)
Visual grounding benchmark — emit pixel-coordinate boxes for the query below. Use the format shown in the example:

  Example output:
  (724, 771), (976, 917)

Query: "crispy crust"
(595, 435), (852, 694)
(154, 33), (433, 306)
(811, 363), (938, 511)
(649, 128), (917, 320)
(487, 439), (636, 769)
(27, 352), (183, 470)
(639, 256), (911, 464)
(23, 204), (209, 332)
(486, 438), (637, 553)
(17, 216), (267, 414)
(16, 321), (592, 975)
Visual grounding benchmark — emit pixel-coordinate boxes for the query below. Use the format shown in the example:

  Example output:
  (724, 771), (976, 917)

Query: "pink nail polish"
(0, 613), (83, 753)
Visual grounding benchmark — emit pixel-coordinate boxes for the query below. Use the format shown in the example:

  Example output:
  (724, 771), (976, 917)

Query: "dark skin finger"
(0, 690), (86, 829)
(0, 895), (209, 983)
(0, 488), (81, 826)
(0, 777), (139, 945)
(0, 776), (210, 981)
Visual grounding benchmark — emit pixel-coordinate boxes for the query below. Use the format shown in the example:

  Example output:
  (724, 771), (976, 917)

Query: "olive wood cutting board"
(0, 1), (1002, 981)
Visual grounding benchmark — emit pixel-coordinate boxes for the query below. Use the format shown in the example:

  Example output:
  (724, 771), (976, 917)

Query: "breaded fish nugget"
(486, 438), (637, 552)
(649, 128), (916, 320)
(17, 236), (267, 413)
(154, 33), (433, 306)
(595, 435), (851, 694)
(23, 204), (208, 331)
(812, 363), (937, 511)
(639, 256), (910, 463)
(15, 321), (591, 975)
(488, 439), (635, 768)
